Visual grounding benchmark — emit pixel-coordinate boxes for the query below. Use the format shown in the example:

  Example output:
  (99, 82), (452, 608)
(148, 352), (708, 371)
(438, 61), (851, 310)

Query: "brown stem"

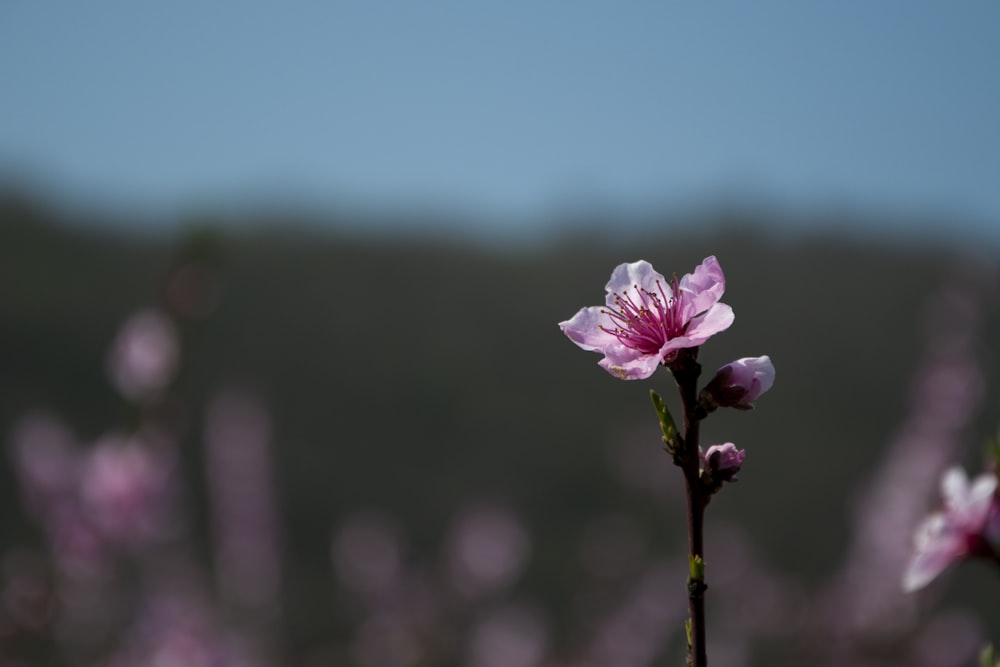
(683, 468), (707, 667)
(673, 350), (707, 667)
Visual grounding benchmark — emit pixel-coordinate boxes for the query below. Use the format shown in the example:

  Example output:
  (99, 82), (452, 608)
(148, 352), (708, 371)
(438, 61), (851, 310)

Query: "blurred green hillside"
(2, 190), (999, 666)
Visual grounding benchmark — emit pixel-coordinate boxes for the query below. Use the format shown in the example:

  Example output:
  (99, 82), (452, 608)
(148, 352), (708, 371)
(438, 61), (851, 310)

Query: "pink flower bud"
(702, 356), (774, 410)
(703, 443), (745, 481)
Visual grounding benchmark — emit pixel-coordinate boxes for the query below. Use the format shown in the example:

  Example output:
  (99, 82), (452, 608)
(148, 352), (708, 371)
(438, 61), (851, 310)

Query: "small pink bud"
(702, 356), (775, 411)
(703, 443), (745, 481)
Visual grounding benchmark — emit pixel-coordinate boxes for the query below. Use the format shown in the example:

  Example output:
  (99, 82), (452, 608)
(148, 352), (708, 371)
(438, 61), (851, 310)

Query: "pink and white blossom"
(902, 466), (1000, 592)
(559, 257), (734, 380)
(703, 356), (775, 410)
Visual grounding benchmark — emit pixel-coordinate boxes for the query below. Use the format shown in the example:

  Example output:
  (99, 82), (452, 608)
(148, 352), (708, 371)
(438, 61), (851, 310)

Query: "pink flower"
(559, 257), (734, 380)
(107, 309), (179, 401)
(80, 436), (175, 546)
(902, 466), (1000, 592)
(703, 443), (745, 481)
(702, 356), (775, 410)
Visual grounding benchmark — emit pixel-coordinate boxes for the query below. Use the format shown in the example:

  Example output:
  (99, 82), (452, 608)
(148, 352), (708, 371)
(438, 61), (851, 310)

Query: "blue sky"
(1, 1), (998, 239)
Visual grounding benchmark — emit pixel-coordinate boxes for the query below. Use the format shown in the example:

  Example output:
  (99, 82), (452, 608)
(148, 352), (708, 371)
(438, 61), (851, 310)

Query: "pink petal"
(704, 443), (745, 472)
(668, 303), (735, 349)
(678, 256), (726, 320)
(604, 260), (667, 302)
(559, 306), (618, 352)
(903, 513), (964, 592)
(598, 348), (662, 380)
(903, 544), (960, 592)
(730, 356), (775, 401)
(939, 467), (997, 529)
(940, 467), (971, 511)
(961, 473), (998, 528)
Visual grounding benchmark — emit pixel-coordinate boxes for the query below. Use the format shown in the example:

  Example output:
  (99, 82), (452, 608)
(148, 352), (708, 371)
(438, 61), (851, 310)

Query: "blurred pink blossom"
(80, 435), (176, 547)
(333, 511), (405, 598)
(106, 309), (179, 401)
(8, 415), (112, 578)
(560, 257), (733, 380)
(105, 587), (260, 667)
(446, 504), (530, 596)
(205, 391), (282, 619)
(467, 603), (549, 667)
(902, 466), (1000, 592)
(8, 413), (80, 514)
(815, 265), (994, 661)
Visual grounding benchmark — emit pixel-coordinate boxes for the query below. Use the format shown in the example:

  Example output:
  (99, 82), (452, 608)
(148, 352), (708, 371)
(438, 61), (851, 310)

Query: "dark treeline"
(2, 190), (999, 665)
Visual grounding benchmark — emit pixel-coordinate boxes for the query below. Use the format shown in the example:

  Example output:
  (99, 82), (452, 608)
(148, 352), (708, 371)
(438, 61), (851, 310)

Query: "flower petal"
(704, 443), (745, 473)
(678, 256), (726, 319)
(604, 260), (667, 303)
(912, 513), (949, 551)
(668, 303), (735, 350)
(598, 347), (662, 380)
(940, 467), (971, 512)
(746, 356), (776, 397)
(961, 473), (998, 528)
(903, 513), (963, 592)
(559, 306), (617, 352)
(902, 543), (960, 592)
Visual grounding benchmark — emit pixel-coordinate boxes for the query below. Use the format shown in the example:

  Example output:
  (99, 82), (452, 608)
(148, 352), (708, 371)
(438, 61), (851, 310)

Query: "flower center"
(965, 531), (997, 560)
(600, 277), (687, 354)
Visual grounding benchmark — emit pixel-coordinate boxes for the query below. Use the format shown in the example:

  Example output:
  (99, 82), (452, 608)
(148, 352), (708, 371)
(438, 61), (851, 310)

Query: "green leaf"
(980, 643), (997, 667)
(650, 389), (678, 444)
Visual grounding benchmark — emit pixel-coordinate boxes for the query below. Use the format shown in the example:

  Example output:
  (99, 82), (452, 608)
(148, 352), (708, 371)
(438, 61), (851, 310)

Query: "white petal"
(559, 306), (617, 353)
(678, 256), (726, 318)
(605, 260), (667, 301)
(902, 545), (957, 592)
(961, 473), (998, 527)
(940, 466), (971, 511)
(598, 347), (661, 380)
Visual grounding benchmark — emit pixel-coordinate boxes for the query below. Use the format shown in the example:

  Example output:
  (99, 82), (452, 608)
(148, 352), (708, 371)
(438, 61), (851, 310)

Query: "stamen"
(601, 277), (688, 354)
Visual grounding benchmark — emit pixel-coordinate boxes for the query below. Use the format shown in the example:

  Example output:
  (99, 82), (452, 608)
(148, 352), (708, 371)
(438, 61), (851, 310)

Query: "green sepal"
(650, 389), (679, 448)
(688, 554), (705, 582)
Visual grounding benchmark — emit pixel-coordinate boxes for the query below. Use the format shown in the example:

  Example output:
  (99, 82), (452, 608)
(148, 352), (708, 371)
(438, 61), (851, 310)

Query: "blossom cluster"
(3, 248), (278, 667)
(559, 256), (774, 482)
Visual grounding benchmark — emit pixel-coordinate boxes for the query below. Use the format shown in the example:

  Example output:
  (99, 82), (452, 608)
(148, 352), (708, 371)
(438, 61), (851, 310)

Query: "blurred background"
(2, 2), (1000, 666)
